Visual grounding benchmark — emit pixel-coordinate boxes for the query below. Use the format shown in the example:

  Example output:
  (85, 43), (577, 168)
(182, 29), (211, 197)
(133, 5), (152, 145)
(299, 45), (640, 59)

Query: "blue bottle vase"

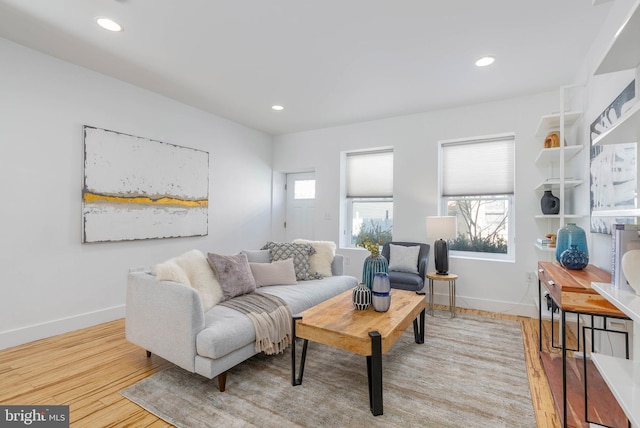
(555, 223), (588, 264)
(362, 255), (388, 289)
(559, 245), (589, 270)
(371, 272), (391, 312)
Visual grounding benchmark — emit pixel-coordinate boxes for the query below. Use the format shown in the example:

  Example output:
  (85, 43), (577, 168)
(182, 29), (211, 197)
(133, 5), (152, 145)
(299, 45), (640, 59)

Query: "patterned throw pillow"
(261, 241), (316, 280)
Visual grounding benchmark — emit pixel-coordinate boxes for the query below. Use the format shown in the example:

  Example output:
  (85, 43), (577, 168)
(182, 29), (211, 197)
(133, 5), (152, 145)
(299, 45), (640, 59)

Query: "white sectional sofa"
(125, 243), (358, 391)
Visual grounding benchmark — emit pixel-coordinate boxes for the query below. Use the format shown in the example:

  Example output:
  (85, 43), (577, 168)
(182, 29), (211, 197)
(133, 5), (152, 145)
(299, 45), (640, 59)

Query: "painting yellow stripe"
(83, 192), (208, 207)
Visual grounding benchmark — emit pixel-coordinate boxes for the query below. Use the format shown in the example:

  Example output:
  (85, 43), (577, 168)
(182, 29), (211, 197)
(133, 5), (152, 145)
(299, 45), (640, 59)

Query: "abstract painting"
(82, 126), (209, 243)
(589, 80), (637, 234)
(589, 80), (635, 143)
(590, 143), (637, 234)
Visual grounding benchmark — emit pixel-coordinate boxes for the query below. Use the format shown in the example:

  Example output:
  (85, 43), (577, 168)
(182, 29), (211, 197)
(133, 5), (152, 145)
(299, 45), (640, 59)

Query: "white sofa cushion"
(196, 275), (357, 359)
(293, 239), (336, 277)
(155, 249), (223, 311)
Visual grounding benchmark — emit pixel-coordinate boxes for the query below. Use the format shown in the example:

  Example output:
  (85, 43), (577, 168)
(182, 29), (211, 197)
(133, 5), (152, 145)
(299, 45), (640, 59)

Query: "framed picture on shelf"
(589, 80), (637, 234)
(589, 80), (635, 143)
(590, 143), (637, 234)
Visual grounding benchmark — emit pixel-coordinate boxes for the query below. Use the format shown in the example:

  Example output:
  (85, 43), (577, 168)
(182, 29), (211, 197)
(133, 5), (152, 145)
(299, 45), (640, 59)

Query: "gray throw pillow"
(261, 241), (316, 280)
(250, 259), (298, 287)
(207, 252), (256, 300)
(241, 249), (271, 263)
(388, 244), (420, 274)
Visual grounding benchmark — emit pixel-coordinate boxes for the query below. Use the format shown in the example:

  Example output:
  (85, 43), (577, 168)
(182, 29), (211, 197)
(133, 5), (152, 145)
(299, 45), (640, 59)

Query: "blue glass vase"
(560, 245), (589, 270)
(362, 254), (388, 289)
(371, 272), (391, 312)
(555, 223), (588, 264)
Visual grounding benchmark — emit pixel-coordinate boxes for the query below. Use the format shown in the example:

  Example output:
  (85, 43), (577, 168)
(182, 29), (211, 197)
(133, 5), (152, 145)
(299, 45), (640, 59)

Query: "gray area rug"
(121, 312), (535, 427)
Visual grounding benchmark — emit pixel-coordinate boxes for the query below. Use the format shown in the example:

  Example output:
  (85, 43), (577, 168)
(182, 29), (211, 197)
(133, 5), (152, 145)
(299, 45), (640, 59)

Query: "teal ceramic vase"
(555, 223), (588, 265)
(362, 254), (388, 289)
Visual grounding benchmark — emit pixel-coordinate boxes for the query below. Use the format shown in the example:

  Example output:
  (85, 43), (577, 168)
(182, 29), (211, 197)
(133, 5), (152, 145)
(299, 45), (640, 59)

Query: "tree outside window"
(447, 197), (509, 254)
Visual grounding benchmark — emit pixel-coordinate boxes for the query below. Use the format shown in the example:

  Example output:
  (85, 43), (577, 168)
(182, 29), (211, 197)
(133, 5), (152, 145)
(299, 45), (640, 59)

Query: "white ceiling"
(0, 0), (613, 135)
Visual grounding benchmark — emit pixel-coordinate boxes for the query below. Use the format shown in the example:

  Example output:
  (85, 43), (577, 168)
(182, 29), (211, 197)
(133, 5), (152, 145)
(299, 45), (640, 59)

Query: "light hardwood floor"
(0, 308), (562, 427)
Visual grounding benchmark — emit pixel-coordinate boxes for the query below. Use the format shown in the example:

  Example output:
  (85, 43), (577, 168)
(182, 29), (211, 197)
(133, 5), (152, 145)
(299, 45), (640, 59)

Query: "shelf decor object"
(426, 216), (457, 275)
(352, 283), (372, 310)
(559, 245), (589, 270)
(371, 272), (391, 312)
(556, 223), (588, 263)
(621, 249), (640, 295)
(541, 190), (560, 214)
(359, 237), (388, 289)
(361, 254), (388, 290)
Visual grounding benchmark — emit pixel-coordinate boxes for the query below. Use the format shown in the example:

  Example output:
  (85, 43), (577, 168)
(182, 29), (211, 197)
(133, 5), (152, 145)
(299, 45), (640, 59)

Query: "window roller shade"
(441, 136), (514, 197)
(347, 150), (393, 198)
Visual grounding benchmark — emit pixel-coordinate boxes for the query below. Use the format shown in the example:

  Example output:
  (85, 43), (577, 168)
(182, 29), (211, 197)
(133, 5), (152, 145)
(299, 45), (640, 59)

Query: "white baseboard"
(0, 305), (125, 351)
(431, 292), (537, 318)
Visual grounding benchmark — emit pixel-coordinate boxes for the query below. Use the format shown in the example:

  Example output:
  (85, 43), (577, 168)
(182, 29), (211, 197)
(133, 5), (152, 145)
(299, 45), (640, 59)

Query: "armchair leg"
(146, 350), (151, 358)
(218, 371), (227, 392)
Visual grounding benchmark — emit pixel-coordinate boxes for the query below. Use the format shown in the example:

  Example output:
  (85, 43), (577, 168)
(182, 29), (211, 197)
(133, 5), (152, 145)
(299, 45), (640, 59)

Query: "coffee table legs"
(413, 309), (425, 344)
(292, 312), (425, 417)
(291, 315), (308, 386)
(367, 331), (383, 416)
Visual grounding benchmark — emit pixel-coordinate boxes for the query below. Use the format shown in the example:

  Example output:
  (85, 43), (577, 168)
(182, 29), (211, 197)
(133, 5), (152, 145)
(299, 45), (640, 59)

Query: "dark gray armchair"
(381, 242), (430, 293)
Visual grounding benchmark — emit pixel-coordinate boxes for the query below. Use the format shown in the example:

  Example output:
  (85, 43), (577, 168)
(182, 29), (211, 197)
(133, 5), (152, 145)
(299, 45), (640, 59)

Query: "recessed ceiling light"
(475, 56), (495, 67)
(272, 105), (284, 111)
(96, 17), (123, 32)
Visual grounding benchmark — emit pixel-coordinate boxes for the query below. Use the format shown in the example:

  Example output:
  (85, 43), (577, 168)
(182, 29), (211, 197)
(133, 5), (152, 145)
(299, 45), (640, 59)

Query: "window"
(345, 149), (393, 246)
(294, 179), (315, 199)
(440, 134), (515, 260)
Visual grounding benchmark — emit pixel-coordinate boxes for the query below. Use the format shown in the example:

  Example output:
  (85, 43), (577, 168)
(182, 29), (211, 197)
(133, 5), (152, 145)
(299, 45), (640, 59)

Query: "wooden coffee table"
(291, 288), (426, 416)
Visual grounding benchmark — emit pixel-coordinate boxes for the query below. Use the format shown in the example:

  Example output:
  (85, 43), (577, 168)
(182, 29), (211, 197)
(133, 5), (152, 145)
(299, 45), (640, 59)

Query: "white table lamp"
(426, 216), (457, 275)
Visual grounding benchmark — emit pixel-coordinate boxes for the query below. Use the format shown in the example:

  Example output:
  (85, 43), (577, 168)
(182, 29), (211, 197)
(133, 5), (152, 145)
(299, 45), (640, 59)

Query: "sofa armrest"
(125, 271), (205, 372)
(331, 254), (344, 276)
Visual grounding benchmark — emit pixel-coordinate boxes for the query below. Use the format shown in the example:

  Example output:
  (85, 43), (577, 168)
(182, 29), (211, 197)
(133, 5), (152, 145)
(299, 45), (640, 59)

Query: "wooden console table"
(537, 261), (630, 428)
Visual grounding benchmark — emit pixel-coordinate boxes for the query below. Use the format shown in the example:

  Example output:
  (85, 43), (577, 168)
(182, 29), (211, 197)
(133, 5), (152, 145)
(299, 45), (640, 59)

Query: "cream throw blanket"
(220, 293), (292, 355)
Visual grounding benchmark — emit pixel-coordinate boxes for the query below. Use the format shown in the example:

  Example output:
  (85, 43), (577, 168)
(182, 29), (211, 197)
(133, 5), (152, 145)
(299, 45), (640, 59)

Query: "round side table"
(426, 272), (458, 318)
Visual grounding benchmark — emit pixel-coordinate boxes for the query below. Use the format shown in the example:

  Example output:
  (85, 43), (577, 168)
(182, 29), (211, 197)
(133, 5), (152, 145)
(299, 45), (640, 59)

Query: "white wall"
(572, 0), (639, 272)
(0, 38), (273, 350)
(273, 91), (560, 317)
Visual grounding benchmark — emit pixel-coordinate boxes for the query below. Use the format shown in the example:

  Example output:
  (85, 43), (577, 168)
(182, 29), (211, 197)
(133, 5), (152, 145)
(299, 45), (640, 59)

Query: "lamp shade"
(426, 216), (457, 240)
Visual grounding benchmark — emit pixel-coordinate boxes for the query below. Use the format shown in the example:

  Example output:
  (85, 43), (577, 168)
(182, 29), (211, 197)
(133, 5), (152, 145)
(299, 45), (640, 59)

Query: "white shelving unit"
(590, 354), (640, 427)
(534, 86), (585, 254)
(535, 178), (583, 192)
(534, 214), (583, 219)
(591, 282), (640, 427)
(535, 111), (584, 137)
(534, 145), (583, 165)
(591, 102), (640, 146)
(582, 4), (640, 424)
(594, 0), (640, 76)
